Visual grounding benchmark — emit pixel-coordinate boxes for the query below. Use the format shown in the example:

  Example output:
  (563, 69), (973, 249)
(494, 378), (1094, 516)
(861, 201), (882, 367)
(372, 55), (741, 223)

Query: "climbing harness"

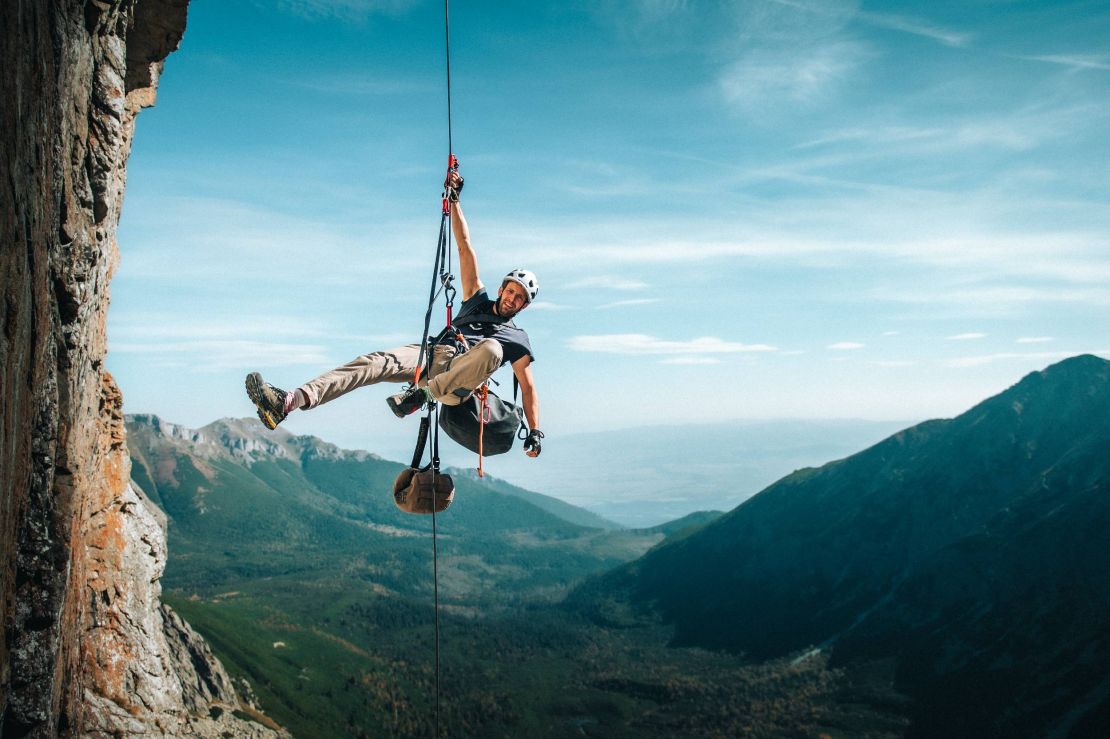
(432, 311), (527, 473)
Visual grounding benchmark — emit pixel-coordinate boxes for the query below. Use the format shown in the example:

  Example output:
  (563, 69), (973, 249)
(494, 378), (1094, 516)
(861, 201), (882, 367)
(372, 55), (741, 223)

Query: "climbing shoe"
(245, 372), (288, 430)
(387, 385), (429, 418)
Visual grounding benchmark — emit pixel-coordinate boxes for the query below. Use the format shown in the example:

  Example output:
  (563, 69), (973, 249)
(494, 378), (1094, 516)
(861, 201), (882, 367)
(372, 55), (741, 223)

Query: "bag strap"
(410, 416), (430, 469)
(408, 412), (443, 474)
(430, 406), (441, 472)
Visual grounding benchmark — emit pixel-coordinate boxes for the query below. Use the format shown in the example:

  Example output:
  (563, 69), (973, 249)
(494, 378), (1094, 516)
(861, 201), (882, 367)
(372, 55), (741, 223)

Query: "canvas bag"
(393, 416), (454, 514)
(392, 467), (454, 514)
(439, 386), (525, 456)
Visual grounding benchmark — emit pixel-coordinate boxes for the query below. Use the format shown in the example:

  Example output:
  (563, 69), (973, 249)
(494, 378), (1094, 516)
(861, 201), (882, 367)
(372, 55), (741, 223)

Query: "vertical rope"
(443, 0), (455, 290)
(434, 6), (451, 735)
(431, 408), (442, 737)
(445, 0), (453, 158)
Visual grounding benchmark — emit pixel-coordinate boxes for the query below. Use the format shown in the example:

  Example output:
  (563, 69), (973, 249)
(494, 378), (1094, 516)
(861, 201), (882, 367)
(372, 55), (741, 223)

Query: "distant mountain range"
(571, 354), (1110, 737)
(126, 414), (650, 601)
(491, 418), (909, 527)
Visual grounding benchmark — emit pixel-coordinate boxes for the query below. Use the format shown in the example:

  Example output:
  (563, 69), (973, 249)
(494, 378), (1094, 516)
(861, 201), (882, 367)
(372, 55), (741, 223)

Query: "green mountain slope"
(129, 415), (907, 737)
(126, 415), (668, 736)
(571, 354), (1110, 736)
(641, 510), (723, 538)
(128, 415), (644, 599)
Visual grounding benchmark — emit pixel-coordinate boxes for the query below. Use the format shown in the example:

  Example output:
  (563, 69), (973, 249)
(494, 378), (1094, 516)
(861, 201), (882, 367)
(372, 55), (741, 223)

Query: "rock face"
(1, 1), (281, 736)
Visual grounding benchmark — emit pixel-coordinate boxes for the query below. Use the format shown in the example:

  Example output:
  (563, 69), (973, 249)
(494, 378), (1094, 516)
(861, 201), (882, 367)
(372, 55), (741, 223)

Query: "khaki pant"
(299, 338), (503, 409)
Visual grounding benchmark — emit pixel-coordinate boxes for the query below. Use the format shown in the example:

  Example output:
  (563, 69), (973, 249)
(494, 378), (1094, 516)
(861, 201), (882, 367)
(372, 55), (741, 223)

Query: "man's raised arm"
(448, 172), (483, 301)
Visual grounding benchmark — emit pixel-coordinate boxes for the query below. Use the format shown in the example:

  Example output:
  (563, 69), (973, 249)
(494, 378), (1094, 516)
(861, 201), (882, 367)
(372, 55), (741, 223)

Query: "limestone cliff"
(1, 1), (281, 736)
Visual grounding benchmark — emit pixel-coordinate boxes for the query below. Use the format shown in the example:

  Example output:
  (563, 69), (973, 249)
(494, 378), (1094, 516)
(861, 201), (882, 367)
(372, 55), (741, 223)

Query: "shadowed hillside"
(572, 354), (1110, 737)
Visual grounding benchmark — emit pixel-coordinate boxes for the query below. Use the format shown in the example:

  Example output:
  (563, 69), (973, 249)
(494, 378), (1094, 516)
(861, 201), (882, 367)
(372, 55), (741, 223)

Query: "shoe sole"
(245, 372), (279, 430)
(386, 395), (410, 419)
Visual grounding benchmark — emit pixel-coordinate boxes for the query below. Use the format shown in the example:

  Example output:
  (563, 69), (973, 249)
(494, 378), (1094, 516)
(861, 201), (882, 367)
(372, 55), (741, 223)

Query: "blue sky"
(111, 0), (1110, 464)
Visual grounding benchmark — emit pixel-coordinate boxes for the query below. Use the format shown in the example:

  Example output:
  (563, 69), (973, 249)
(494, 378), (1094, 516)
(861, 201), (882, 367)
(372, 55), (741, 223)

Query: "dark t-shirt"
(454, 289), (534, 366)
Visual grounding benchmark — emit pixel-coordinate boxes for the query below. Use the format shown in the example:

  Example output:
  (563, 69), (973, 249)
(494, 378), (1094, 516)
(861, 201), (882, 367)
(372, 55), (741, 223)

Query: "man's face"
(497, 281), (529, 317)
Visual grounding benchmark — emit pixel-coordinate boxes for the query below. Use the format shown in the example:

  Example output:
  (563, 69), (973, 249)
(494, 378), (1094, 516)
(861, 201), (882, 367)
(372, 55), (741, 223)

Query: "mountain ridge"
(125, 413), (657, 603)
(571, 354), (1110, 736)
(128, 413), (624, 531)
(489, 416), (912, 527)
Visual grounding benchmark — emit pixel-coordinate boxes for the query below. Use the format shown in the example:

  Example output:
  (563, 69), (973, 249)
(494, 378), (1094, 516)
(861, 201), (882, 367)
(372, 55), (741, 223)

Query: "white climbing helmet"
(502, 268), (539, 304)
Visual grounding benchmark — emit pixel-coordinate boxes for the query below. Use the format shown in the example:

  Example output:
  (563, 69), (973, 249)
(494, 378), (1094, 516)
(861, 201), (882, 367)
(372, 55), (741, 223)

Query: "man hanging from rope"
(244, 170), (544, 458)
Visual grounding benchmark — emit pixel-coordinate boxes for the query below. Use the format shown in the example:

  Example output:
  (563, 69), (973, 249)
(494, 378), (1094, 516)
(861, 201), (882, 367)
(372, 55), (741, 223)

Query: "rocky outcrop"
(79, 482), (283, 737)
(1, 1), (280, 735)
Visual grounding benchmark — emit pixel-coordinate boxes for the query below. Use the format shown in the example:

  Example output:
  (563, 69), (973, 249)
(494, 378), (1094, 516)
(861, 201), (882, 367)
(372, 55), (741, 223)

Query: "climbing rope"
(444, 0), (454, 158)
(422, 2), (458, 735)
(429, 404), (443, 737)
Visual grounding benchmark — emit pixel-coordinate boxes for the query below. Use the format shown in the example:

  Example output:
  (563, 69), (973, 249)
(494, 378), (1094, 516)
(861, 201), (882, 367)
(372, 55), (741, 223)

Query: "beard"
(496, 295), (523, 318)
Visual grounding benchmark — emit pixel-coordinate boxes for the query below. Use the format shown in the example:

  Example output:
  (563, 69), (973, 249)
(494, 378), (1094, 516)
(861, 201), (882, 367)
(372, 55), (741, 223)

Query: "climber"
(245, 171), (544, 458)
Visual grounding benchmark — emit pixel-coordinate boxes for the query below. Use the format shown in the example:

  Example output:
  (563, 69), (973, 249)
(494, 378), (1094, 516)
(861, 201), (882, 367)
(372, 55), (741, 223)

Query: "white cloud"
(882, 331), (901, 336)
(283, 74), (435, 96)
(120, 196), (427, 283)
(110, 316), (326, 341)
(598, 298), (661, 309)
(568, 334), (776, 355)
(766, 1), (971, 48)
(951, 121), (1038, 151)
(110, 340), (332, 370)
(719, 40), (869, 113)
(795, 125), (942, 150)
(828, 342), (864, 350)
(566, 276), (650, 291)
(276, 0), (417, 21)
(660, 357), (722, 365)
(1017, 336), (1053, 344)
(873, 360), (915, 367)
(499, 202), (1110, 292)
(795, 100), (1101, 164)
(108, 315), (411, 351)
(870, 283), (1110, 314)
(857, 11), (972, 47)
(946, 332), (987, 341)
(1022, 54), (1110, 72)
(526, 301), (572, 311)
